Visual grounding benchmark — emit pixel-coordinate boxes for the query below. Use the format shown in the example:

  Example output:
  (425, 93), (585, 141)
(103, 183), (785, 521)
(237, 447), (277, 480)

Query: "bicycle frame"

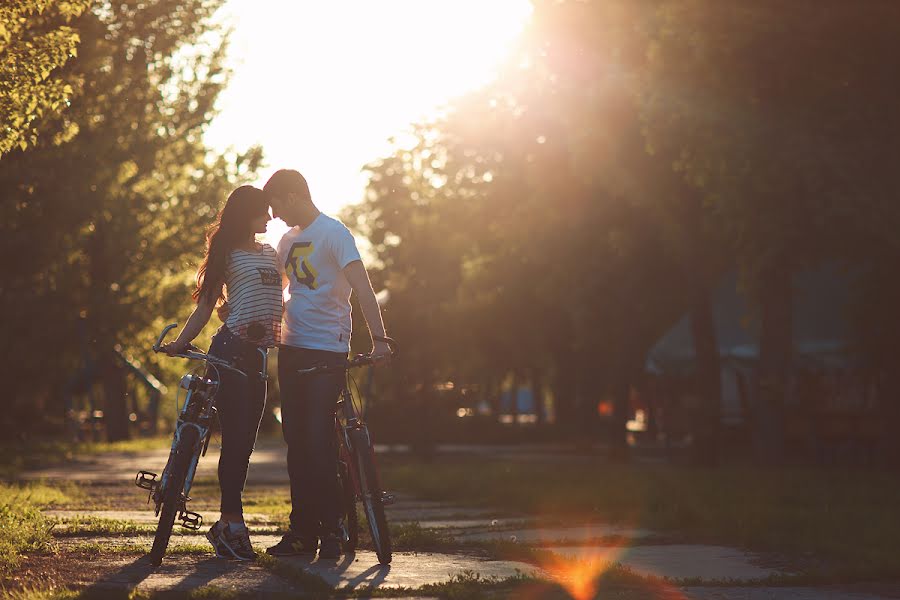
(335, 386), (374, 498)
(153, 371), (219, 516)
(138, 323), (267, 531)
(290, 337), (397, 563)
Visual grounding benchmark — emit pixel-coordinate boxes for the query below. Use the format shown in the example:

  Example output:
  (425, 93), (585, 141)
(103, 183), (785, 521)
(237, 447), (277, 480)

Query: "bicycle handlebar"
(152, 322), (268, 379)
(296, 336), (399, 376)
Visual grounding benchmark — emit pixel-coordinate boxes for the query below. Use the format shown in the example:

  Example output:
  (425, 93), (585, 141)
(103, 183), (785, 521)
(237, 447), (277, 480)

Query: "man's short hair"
(264, 169), (311, 202)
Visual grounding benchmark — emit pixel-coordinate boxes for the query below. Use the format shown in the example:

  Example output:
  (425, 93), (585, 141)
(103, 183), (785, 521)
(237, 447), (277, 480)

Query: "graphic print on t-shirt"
(286, 241), (319, 290)
(224, 245), (282, 347)
(258, 267), (280, 286)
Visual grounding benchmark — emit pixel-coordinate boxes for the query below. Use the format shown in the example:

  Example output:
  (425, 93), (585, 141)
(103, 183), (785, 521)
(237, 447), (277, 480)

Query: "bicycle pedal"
(381, 492), (395, 505)
(179, 511), (203, 530)
(135, 471), (158, 491)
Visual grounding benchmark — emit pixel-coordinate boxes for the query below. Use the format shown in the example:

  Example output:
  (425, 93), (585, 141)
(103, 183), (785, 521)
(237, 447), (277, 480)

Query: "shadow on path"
(75, 554), (250, 597)
(280, 551), (392, 590)
(343, 563), (391, 590)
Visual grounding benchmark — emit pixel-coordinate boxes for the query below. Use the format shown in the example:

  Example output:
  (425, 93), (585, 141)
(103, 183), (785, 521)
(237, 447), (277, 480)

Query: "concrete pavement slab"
(55, 537), (543, 591)
(276, 550), (544, 590)
(387, 506), (511, 522)
(549, 545), (784, 581)
(72, 555), (299, 596)
(406, 518), (531, 529)
(680, 587), (894, 600)
(456, 524), (656, 543)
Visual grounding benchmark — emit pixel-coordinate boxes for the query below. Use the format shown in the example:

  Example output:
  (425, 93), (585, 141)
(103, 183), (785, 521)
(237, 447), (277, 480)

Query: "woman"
(162, 185), (282, 561)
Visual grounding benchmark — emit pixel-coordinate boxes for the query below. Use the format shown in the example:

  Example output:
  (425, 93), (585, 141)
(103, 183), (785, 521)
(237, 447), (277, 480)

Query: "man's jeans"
(277, 345), (346, 538)
(208, 326), (267, 517)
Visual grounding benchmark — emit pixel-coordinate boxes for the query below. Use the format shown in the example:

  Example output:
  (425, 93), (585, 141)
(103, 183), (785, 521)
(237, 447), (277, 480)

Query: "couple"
(161, 169), (391, 561)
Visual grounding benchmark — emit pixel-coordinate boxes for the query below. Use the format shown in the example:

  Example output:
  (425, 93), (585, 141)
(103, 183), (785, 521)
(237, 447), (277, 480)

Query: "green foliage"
(1, 0), (262, 435)
(351, 1), (900, 458)
(640, 1), (900, 277)
(348, 0), (710, 440)
(0, 0), (92, 156)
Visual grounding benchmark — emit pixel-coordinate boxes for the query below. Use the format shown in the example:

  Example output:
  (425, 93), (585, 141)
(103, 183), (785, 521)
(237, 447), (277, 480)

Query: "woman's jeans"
(277, 345), (346, 538)
(207, 326), (267, 517)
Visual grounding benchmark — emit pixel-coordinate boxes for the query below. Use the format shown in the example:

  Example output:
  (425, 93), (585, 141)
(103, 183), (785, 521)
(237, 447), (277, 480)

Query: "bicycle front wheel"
(149, 425), (199, 566)
(349, 428), (391, 564)
(338, 459), (358, 552)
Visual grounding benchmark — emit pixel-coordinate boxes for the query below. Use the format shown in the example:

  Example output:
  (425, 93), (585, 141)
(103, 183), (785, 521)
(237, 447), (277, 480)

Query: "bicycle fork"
(341, 423), (395, 506)
(135, 420), (209, 531)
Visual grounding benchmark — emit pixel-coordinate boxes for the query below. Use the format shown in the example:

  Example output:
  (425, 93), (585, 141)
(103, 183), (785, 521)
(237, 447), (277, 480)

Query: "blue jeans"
(277, 345), (346, 538)
(207, 326), (267, 517)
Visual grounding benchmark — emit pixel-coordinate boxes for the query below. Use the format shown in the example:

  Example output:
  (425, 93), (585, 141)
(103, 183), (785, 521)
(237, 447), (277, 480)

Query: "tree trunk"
(488, 375), (502, 418)
(690, 289), (722, 466)
(531, 367), (545, 425)
(510, 369), (520, 423)
(755, 262), (792, 464)
(102, 354), (130, 442)
(609, 367), (630, 462)
(552, 353), (577, 432)
(87, 221), (130, 441)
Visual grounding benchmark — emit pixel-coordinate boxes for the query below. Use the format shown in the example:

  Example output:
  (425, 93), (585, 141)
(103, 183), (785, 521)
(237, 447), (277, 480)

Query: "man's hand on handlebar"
(371, 340), (392, 366)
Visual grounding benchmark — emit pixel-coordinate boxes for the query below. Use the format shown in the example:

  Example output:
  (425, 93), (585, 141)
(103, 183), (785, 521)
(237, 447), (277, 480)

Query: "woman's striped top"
(223, 244), (283, 347)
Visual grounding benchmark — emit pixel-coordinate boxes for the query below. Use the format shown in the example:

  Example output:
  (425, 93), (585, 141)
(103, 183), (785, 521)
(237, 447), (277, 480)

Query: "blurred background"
(3, 0), (900, 467)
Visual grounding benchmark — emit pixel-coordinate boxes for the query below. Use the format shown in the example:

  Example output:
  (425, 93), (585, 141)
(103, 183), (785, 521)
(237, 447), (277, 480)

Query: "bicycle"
(135, 323), (267, 566)
(296, 337), (398, 565)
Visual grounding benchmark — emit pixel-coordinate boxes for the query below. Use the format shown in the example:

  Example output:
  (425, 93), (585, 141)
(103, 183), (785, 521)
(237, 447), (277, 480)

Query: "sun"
(205, 0), (533, 217)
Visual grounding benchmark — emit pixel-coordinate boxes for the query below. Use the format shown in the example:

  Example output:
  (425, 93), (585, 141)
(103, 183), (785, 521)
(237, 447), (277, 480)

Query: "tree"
(639, 0), (900, 462)
(349, 0), (708, 458)
(1, 0), (261, 437)
(0, 0), (91, 156)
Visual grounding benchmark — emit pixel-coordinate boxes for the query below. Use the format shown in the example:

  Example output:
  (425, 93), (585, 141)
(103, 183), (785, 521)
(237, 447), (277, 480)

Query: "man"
(263, 169), (391, 560)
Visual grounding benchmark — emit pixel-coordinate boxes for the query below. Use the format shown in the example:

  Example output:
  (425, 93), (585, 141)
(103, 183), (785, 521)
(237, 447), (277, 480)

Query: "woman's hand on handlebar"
(160, 340), (198, 356)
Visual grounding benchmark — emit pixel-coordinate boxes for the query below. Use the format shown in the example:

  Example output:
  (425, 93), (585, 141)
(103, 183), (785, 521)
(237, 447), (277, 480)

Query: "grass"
(0, 482), (82, 574)
(51, 518), (151, 537)
(0, 587), (247, 600)
(61, 541), (212, 557)
(404, 570), (538, 599)
(0, 437), (171, 479)
(254, 553), (333, 597)
(9, 439), (900, 595)
(380, 455), (900, 578)
(385, 520), (453, 550)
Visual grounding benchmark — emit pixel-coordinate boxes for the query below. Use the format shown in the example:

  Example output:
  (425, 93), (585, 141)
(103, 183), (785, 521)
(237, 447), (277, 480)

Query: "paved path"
(18, 442), (900, 599)
(63, 551), (538, 594)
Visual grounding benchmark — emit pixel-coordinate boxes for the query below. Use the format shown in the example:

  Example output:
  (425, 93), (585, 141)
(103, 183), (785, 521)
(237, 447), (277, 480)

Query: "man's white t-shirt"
(276, 213), (362, 353)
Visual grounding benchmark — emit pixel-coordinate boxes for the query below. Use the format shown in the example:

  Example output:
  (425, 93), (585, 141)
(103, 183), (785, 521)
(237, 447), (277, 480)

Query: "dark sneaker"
(206, 521), (234, 559)
(266, 532), (318, 556)
(318, 533), (341, 559)
(217, 522), (255, 561)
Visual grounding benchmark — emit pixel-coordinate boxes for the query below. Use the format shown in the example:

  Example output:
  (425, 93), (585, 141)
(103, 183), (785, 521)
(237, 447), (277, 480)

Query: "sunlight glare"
(205, 0), (533, 215)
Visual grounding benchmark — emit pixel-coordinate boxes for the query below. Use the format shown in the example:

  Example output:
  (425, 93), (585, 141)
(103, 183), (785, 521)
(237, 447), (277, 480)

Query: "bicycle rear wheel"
(349, 428), (391, 564)
(149, 426), (199, 566)
(338, 459), (358, 552)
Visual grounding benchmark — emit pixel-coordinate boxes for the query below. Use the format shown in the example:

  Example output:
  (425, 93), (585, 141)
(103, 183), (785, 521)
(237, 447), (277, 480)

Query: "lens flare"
(541, 548), (618, 600)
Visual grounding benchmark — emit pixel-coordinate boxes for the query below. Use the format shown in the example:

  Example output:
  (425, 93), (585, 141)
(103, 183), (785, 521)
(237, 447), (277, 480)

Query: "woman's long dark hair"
(193, 185), (269, 305)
